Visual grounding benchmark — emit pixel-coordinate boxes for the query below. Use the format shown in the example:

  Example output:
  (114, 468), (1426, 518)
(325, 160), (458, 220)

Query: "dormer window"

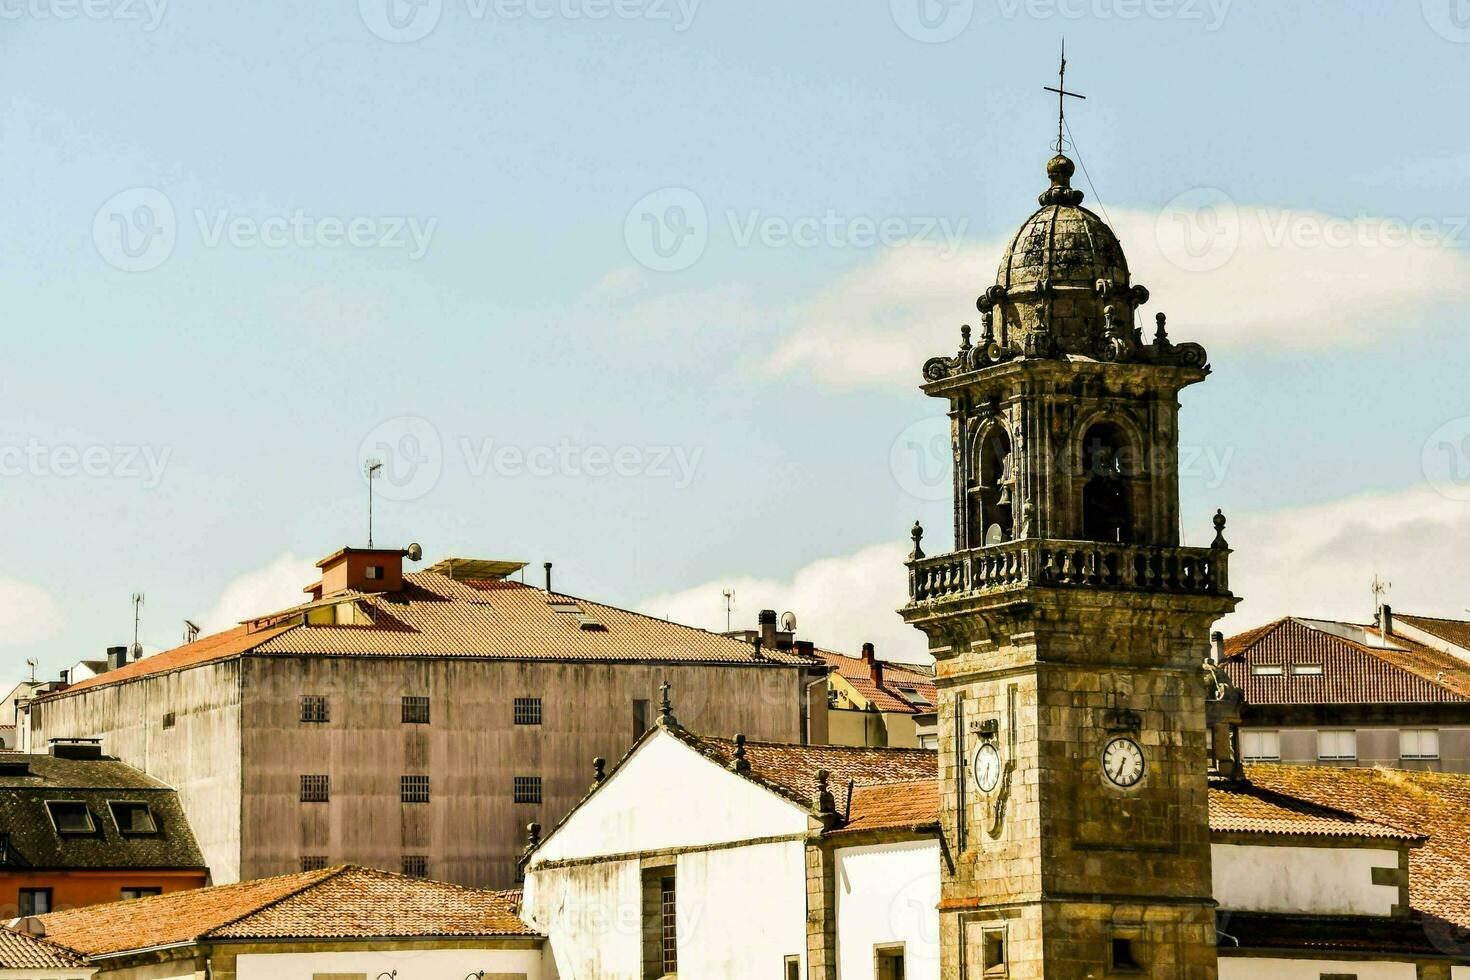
(109, 801), (159, 834)
(46, 801), (97, 835)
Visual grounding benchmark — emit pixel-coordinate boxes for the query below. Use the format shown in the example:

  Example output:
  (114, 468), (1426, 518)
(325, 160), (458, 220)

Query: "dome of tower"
(996, 154), (1129, 293)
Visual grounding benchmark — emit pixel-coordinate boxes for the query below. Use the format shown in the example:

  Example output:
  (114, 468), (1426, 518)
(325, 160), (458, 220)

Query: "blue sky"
(4, 0), (1470, 676)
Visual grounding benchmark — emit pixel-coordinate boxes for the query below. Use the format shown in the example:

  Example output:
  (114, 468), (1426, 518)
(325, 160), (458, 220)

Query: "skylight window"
(109, 801), (159, 834)
(1250, 664), (1284, 677)
(897, 686), (933, 707)
(46, 801), (96, 835)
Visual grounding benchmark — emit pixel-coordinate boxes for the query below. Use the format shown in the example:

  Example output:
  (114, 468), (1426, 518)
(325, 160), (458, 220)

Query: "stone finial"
(657, 681), (678, 728)
(909, 520), (925, 561)
(960, 323), (972, 351)
(525, 822), (542, 851)
(813, 768), (835, 815)
(1211, 509), (1229, 550)
(592, 757), (606, 785)
(1038, 153), (1084, 207)
(1154, 311), (1170, 345)
(730, 733), (750, 773)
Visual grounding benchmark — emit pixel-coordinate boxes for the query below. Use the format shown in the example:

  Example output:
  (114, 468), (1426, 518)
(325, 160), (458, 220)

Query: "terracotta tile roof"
(0, 929), (86, 969)
(672, 729), (937, 813)
(1245, 764), (1470, 930)
(1208, 778), (1422, 841)
(44, 573), (817, 699)
(1398, 614), (1470, 654)
(1218, 912), (1448, 958)
(832, 779), (940, 835)
(814, 651), (937, 714)
(38, 865), (537, 956)
(1221, 618), (1470, 705)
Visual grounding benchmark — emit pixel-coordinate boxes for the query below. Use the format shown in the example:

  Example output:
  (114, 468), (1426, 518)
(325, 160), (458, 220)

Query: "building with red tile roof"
(25, 546), (829, 891)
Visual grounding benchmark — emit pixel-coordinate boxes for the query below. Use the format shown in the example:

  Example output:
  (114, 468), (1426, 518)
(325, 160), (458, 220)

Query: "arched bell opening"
(1079, 420), (1140, 544)
(967, 425), (1015, 547)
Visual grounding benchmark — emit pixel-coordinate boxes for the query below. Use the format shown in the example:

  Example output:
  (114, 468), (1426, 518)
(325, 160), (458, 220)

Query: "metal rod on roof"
(544, 562), (553, 593)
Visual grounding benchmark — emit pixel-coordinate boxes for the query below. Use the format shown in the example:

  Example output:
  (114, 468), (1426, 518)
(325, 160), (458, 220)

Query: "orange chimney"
(316, 546), (408, 595)
(861, 641), (883, 689)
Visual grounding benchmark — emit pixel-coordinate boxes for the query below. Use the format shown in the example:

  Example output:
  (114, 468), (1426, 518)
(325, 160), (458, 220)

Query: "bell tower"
(900, 142), (1238, 977)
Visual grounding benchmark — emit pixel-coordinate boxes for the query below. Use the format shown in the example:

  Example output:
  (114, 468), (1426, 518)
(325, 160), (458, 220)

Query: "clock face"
(973, 742), (1001, 793)
(1101, 737), (1145, 788)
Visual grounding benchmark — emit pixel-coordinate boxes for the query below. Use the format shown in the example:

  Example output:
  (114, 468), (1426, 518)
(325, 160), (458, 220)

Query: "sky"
(3, 0), (1470, 678)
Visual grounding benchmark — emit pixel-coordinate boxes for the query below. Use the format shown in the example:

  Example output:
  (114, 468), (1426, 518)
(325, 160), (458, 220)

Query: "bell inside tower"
(969, 425), (1014, 547)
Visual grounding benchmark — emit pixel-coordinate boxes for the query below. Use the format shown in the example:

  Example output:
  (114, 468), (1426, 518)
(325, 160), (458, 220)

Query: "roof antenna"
(364, 458), (383, 548)
(24, 659), (36, 683)
(1372, 574), (1391, 625)
(722, 589), (735, 632)
(131, 592), (145, 661)
(183, 619), (200, 644)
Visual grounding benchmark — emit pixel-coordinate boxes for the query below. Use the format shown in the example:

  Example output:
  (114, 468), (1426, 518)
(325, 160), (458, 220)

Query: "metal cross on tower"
(1043, 40), (1086, 152)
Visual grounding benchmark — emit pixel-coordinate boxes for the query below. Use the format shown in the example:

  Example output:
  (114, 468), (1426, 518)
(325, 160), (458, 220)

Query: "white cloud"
(638, 541), (929, 665)
(638, 484), (1470, 663)
(0, 579), (62, 648)
(201, 552), (317, 634)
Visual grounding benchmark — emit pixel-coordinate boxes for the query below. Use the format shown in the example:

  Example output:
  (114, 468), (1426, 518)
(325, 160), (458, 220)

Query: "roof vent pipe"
(544, 562), (553, 593)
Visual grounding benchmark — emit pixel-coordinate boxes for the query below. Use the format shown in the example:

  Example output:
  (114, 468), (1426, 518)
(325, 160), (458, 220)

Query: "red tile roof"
(38, 865), (537, 956)
(1398, 614), (1470, 654)
(1222, 618), (1470, 705)
(0, 929), (86, 969)
(44, 573), (817, 699)
(833, 779), (941, 835)
(815, 651), (937, 714)
(1209, 778), (1422, 841)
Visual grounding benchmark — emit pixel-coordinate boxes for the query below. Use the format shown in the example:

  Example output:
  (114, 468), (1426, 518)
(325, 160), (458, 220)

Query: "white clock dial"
(1101, 737), (1145, 788)
(973, 742), (1001, 793)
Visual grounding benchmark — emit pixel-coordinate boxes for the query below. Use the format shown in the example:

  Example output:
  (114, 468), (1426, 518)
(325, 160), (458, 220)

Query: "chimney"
(1380, 604), (1393, 636)
(861, 642), (883, 689)
(758, 609), (778, 651)
(106, 646), (128, 672)
(316, 546), (408, 595)
(49, 737), (103, 761)
(1210, 631), (1224, 664)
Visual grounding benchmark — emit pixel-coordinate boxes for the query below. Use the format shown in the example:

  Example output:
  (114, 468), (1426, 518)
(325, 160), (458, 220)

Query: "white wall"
(234, 948), (543, 980)
(1213, 843), (1400, 916)
(524, 860), (644, 980)
(677, 840), (807, 978)
(533, 730), (810, 863)
(1220, 958), (1414, 979)
(834, 840), (941, 980)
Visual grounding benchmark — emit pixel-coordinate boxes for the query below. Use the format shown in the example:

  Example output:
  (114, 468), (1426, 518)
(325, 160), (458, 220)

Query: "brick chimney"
(861, 641), (883, 689)
(758, 609), (779, 651)
(316, 546), (410, 595)
(1379, 604), (1394, 636)
(106, 646), (128, 672)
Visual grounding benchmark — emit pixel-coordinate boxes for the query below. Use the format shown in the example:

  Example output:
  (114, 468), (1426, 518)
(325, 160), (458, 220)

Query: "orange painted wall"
(0, 869), (206, 916)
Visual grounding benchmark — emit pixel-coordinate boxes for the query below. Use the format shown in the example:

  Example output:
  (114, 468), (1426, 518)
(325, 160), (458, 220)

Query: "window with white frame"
(1240, 730), (1281, 762)
(1291, 663), (1323, 676)
(1401, 729), (1440, 760)
(1250, 663), (1284, 677)
(1317, 730), (1357, 761)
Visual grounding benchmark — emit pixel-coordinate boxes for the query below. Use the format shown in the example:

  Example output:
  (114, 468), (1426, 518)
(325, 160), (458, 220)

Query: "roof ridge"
(705, 735), (938, 755)
(196, 865), (348, 939)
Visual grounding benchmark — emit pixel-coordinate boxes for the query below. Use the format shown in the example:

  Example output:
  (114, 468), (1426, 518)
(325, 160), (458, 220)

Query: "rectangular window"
(632, 698), (650, 741)
(402, 855), (428, 877)
(300, 775), (330, 802)
(1110, 937), (1140, 970)
(162, 711), (176, 729)
(400, 775), (430, 803)
(514, 697), (543, 726)
(1291, 663), (1323, 676)
(1240, 730), (1281, 762)
(1402, 729), (1441, 760)
(120, 887), (161, 901)
(660, 876), (677, 975)
(45, 801), (96, 834)
(300, 695), (329, 723)
(896, 686), (932, 708)
(1318, 730), (1357, 761)
(365, 565), (383, 580)
(401, 696), (430, 725)
(514, 775), (542, 804)
(108, 801), (158, 834)
(982, 927), (1007, 977)
(876, 944), (906, 980)
(784, 955), (801, 980)
(18, 888), (52, 916)
(1250, 663), (1284, 677)
(300, 855), (327, 872)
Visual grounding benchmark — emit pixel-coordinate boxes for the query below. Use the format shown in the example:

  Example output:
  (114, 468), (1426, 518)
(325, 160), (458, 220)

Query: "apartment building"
(27, 546), (829, 889)
(1221, 606), (1470, 771)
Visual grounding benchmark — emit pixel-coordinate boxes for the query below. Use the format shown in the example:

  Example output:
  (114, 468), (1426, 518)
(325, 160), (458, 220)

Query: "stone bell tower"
(900, 149), (1239, 979)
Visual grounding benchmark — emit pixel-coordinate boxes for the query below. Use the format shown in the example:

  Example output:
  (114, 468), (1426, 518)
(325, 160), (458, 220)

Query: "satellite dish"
(779, 611), (798, 632)
(406, 542), (423, 562)
(984, 524), (1005, 546)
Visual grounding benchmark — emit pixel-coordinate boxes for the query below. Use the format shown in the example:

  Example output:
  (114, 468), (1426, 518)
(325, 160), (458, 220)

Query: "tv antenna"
(183, 619), (201, 644)
(722, 589), (735, 632)
(131, 592), (145, 660)
(1372, 574), (1391, 620)
(364, 458), (383, 547)
(24, 659), (36, 683)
